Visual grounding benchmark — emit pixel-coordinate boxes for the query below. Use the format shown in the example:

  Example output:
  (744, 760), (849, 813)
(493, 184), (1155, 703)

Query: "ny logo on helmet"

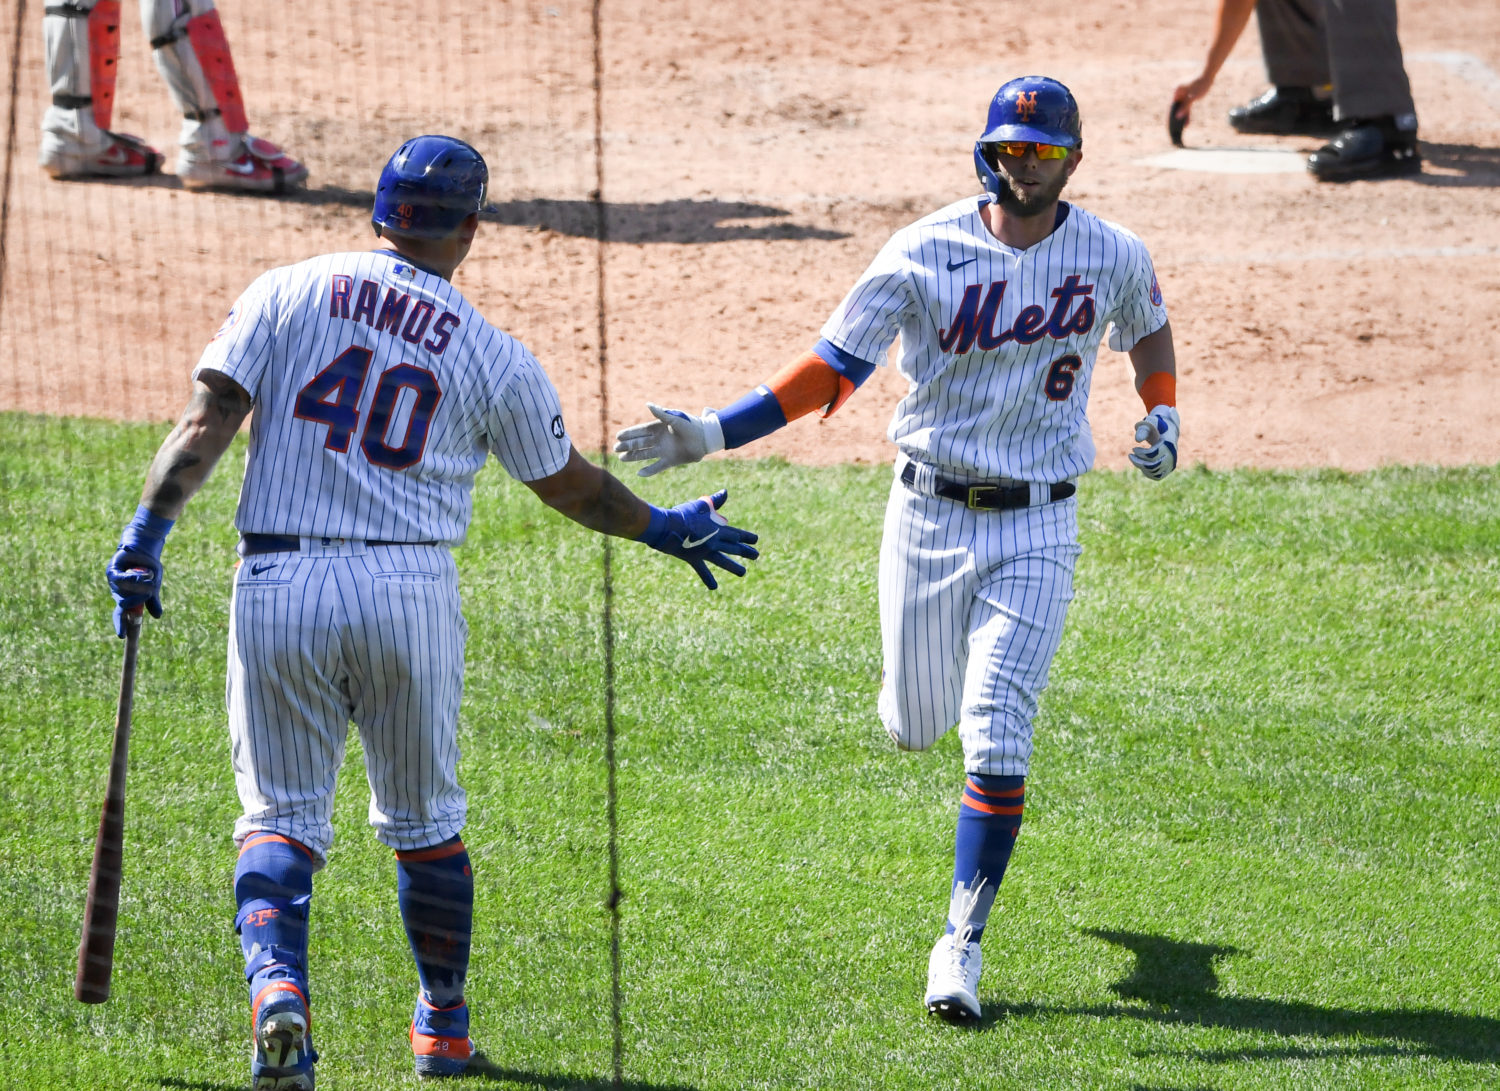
(1014, 91), (1038, 120)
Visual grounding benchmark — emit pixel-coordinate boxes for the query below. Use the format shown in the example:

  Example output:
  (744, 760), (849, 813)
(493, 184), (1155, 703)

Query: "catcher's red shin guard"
(184, 9), (248, 134)
(86, 0), (123, 131)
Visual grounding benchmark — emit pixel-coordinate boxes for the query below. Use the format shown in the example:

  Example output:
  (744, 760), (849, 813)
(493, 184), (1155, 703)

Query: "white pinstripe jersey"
(195, 249), (572, 545)
(821, 196), (1167, 482)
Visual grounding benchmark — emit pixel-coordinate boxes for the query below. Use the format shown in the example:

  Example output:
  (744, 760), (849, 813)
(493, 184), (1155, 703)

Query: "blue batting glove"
(637, 488), (759, 590)
(106, 505), (174, 636)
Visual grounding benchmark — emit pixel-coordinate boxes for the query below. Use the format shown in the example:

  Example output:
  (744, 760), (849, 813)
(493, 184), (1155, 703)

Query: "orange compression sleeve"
(764, 351), (850, 421)
(1137, 371), (1176, 410)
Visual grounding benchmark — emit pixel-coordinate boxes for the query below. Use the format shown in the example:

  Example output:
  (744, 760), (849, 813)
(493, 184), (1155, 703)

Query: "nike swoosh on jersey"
(680, 531), (716, 550)
(249, 562), (277, 575)
(946, 257), (977, 271)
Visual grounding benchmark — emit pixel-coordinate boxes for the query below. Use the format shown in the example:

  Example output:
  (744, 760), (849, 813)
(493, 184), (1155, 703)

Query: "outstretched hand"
(614, 403), (725, 477)
(638, 488), (759, 589)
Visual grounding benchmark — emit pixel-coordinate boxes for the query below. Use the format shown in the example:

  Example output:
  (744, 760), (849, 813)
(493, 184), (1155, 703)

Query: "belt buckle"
(966, 485), (998, 510)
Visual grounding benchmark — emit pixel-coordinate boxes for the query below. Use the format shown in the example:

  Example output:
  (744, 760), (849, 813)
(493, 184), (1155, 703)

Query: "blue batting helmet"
(973, 76), (1082, 199)
(371, 135), (489, 239)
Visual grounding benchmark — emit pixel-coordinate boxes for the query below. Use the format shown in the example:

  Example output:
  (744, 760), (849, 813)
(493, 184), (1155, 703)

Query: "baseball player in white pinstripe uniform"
(105, 135), (759, 1088)
(615, 77), (1179, 1024)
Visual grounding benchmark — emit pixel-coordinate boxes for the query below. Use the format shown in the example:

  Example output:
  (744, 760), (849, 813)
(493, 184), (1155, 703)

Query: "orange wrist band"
(1138, 371), (1176, 409)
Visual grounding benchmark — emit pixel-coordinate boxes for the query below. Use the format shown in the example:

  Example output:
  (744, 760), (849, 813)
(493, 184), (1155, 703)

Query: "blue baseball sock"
(396, 837), (474, 1009)
(234, 833), (316, 1001)
(945, 774), (1025, 944)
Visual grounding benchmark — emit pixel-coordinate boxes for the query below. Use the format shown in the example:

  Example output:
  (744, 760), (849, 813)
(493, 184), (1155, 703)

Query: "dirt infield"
(2, 0), (1497, 472)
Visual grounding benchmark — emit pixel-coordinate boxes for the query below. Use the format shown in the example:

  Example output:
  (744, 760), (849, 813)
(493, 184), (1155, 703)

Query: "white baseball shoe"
(924, 929), (982, 1024)
(178, 134), (308, 195)
(39, 130), (164, 179)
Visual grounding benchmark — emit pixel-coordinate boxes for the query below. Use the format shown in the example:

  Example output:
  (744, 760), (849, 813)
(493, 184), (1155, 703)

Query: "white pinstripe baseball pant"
(877, 459), (1080, 776)
(227, 540), (468, 861)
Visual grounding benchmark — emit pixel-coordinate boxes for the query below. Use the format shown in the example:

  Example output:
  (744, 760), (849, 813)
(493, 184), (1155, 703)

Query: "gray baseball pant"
(1254, 0), (1417, 124)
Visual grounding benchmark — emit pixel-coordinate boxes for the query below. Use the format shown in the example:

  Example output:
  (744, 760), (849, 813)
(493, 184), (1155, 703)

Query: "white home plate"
(1138, 147), (1308, 174)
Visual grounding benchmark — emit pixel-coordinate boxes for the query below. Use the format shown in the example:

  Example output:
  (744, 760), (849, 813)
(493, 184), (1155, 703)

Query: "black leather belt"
(900, 462), (1076, 511)
(241, 533), (438, 556)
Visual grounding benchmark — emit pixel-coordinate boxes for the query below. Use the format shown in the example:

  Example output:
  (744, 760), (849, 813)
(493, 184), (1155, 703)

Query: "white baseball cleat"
(178, 134), (308, 195)
(924, 929), (982, 1024)
(39, 130), (164, 179)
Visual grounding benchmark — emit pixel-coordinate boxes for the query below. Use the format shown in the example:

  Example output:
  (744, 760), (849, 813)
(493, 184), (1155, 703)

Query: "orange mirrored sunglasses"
(991, 141), (1070, 160)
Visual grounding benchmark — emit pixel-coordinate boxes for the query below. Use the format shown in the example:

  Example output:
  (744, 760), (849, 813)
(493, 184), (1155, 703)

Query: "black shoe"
(1308, 119), (1421, 181)
(1228, 86), (1338, 135)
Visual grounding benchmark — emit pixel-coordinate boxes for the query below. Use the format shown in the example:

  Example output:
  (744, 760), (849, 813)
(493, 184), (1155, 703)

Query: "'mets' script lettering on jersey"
(328, 275), (460, 354)
(939, 274), (1096, 354)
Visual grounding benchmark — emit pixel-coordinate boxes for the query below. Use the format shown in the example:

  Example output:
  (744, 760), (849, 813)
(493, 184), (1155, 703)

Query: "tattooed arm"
(105, 370), (252, 634)
(139, 369), (253, 518)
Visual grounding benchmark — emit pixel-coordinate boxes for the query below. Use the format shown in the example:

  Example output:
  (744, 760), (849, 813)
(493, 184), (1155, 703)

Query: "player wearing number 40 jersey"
(616, 76), (1180, 1026)
(104, 135), (759, 1089)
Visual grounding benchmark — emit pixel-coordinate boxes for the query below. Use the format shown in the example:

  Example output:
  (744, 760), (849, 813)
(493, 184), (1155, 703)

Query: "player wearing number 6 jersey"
(616, 76), (1179, 1025)
(104, 135), (758, 1089)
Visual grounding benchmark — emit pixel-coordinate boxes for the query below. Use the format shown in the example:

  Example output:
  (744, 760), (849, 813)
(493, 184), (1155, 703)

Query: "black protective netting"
(1, 0), (607, 444)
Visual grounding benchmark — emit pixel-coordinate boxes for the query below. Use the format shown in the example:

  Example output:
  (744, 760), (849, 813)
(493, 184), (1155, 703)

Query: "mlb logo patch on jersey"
(393, 262), (416, 280)
(211, 303), (241, 341)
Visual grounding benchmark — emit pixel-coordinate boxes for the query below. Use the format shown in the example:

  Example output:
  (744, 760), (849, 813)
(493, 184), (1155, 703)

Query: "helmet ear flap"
(973, 140), (1003, 201)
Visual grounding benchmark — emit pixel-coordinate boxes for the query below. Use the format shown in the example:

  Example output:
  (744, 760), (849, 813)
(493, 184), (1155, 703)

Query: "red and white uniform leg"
(39, 0), (163, 178)
(143, 0), (307, 192)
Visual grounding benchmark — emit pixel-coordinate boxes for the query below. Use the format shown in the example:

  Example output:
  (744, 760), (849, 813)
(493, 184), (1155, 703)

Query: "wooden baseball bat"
(74, 609), (142, 1004)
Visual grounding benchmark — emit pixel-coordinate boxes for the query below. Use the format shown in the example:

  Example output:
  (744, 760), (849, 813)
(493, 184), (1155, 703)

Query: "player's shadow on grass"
(452, 1054), (703, 1089)
(985, 928), (1500, 1067)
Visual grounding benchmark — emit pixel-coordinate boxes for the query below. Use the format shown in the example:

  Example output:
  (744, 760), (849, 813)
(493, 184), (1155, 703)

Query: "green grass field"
(3, 412), (1497, 1090)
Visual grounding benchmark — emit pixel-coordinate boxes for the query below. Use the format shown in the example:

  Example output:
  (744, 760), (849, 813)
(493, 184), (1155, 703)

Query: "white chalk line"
(1410, 51), (1500, 113)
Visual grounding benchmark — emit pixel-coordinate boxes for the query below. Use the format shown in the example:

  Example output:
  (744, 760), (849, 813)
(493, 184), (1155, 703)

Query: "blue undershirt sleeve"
(813, 338), (877, 387)
(715, 385), (788, 450)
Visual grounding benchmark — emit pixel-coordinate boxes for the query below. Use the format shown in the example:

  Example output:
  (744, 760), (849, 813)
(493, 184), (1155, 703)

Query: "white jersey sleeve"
(197, 270), (281, 397)
(1104, 227), (1168, 353)
(194, 250), (572, 546)
(480, 346), (571, 483)
(818, 235), (917, 365)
